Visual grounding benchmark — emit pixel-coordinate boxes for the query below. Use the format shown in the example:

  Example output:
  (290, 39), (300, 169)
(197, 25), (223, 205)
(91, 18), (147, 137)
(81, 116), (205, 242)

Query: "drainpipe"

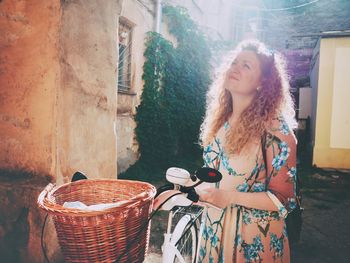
(155, 0), (162, 33)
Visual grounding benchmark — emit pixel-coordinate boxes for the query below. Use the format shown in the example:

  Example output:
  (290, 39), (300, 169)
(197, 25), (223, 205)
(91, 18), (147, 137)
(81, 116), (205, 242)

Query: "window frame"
(117, 17), (135, 93)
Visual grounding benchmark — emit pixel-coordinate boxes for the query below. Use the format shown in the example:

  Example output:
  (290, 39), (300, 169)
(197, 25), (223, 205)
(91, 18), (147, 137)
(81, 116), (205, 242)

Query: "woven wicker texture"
(37, 179), (156, 263)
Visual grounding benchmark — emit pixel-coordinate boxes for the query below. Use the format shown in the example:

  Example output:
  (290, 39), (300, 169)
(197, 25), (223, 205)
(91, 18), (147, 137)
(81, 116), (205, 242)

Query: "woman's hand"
(199, 188), (234, 209)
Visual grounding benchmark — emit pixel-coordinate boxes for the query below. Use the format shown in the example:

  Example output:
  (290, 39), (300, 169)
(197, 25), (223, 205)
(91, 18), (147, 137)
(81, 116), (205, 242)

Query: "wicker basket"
(37, 179), (156, 263)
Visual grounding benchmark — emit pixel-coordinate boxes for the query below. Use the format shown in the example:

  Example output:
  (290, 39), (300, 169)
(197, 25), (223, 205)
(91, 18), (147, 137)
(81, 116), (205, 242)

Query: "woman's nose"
(230, 63), (241, 74)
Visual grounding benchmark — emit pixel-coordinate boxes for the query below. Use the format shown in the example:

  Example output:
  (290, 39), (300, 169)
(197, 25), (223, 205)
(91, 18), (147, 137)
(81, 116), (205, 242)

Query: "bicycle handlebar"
(155, 167), (222, 203)
(155, 183), (200, 202)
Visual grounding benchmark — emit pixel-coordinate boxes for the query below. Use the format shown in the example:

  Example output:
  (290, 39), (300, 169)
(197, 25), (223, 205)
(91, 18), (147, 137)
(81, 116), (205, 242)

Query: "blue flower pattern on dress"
(199, 246), (206, 259)
(201, 223), (210, 241)
(199, 117), (295, 262)
(240, 235), (264, 263)
(287, 166), (297, 178)
(199, 211), (225, 263)
(235, 234), (242, 246)
(279, 120), (290, 135)
(236, 181), (249, 192)
(210, 232), (219, 247)
(270, 233), (285, 259)
(251, 209), (270, 219)
(203, 130), (245, 177)
(272, 141), (290, 171)
(288, 198), (297, 210)
(243, 211), (252, 225)
(252, 182), (265, 192)
(287, 166), (298, 209)
(278, 206), (288, 217)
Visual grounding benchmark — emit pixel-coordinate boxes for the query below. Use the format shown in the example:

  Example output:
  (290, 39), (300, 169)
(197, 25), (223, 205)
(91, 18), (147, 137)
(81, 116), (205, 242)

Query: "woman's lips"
(228, 74), (239, 81)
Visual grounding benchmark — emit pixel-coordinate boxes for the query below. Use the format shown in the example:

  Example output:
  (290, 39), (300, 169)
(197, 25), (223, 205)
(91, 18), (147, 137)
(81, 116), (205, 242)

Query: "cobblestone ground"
(291, 168), (350, 263)
(145, 167), (350, 263)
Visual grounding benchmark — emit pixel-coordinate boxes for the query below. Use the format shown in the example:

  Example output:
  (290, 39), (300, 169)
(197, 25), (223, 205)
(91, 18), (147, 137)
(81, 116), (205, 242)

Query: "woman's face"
(224, 50), (262, 96)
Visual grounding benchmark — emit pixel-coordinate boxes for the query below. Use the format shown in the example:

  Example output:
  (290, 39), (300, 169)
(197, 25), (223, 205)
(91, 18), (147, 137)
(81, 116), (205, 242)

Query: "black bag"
(285, 201), (303, 245)
(261, 134), (303, 245)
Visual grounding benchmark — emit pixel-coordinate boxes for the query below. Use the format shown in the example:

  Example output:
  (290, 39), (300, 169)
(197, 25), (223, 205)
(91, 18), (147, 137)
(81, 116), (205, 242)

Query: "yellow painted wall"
(313, 37), (350, 169)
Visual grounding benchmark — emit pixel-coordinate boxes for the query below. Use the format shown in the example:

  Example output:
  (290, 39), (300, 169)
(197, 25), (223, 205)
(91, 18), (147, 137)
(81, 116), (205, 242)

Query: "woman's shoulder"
(265, 115), (297, 145)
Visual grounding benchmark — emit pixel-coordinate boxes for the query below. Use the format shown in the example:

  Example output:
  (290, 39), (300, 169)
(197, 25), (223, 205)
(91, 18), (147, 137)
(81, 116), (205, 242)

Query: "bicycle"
(40, 169), (221, 263)
(152, 167), (222, 263)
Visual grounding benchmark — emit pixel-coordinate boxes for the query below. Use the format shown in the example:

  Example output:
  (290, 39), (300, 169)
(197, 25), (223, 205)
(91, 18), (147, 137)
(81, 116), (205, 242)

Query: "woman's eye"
(244, 63), (251, 69)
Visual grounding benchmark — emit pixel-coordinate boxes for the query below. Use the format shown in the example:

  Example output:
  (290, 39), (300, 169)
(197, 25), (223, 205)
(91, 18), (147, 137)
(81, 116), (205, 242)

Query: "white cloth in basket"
(63, 201), (129, 211)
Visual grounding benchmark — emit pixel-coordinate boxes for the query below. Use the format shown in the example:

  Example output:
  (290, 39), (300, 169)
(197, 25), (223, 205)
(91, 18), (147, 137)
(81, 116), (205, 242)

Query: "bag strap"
(246, 133), (267, 192)
(261, 132), (267, 177)
(260, 131), (271, 192)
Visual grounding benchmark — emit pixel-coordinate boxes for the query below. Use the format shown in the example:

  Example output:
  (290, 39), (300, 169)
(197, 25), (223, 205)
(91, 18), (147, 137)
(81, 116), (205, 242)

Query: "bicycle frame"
(153, 167), (222, 263)
(161, 205), (206, 263)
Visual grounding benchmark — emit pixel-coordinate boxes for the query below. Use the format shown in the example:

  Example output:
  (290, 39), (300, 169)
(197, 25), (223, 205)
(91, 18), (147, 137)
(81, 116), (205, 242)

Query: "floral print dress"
(198, 117), (297, 263)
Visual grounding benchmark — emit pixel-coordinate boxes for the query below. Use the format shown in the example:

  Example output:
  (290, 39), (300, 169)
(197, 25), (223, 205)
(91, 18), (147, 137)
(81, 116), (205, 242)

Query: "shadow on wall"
(0, 169), (62, 263)
(296, 116), (313, 167)
(117, 147), (139, 174)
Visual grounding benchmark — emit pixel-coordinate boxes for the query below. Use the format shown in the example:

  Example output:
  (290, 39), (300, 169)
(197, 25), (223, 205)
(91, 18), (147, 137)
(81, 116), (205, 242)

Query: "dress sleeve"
(264, 118), (297, 218)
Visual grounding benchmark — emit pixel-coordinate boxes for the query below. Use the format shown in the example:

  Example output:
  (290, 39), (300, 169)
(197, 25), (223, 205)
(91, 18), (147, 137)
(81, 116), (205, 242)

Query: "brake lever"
(186, 188), (199, 202)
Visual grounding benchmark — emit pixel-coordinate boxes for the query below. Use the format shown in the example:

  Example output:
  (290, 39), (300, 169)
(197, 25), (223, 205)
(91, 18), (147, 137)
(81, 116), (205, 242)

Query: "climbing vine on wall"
(134, 5), (212, 168)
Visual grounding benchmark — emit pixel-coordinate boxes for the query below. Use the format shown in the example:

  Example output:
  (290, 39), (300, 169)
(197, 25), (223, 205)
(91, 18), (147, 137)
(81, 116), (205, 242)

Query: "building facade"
(116, 0), (266, 173)
(310, 32), (350, 169)
(0, 0), (119, 261)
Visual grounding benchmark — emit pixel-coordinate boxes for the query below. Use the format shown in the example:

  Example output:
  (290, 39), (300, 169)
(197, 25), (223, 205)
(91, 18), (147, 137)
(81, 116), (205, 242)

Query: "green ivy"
(123, 5), (212, 180)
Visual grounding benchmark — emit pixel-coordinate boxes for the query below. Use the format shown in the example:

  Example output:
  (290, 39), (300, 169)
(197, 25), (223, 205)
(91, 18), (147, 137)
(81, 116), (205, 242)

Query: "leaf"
(257, 222), (270, 237)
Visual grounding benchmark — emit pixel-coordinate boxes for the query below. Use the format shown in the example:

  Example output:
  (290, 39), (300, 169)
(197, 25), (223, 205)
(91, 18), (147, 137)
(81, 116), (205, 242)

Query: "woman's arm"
(200, 189), (278, 211)
(200, 119), (297, 215)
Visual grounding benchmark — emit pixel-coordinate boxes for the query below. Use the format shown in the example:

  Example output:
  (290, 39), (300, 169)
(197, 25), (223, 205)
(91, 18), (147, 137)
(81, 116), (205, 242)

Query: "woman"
(198, 40), (298, 263)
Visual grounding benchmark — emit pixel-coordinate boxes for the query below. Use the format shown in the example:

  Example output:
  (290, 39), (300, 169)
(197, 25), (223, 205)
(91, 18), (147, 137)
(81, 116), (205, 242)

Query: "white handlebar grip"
(166, 167), (190, 185)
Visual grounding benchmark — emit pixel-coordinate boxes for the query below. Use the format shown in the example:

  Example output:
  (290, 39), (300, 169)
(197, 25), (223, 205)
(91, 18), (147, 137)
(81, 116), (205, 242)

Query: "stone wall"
(0, 0), (62, 259)
(58, 0), (118, 182)
(0, 0), (60, 178)
(0, 0), (119, 262)
(0, 171), (61, 262)
(262, 0), (350, 50)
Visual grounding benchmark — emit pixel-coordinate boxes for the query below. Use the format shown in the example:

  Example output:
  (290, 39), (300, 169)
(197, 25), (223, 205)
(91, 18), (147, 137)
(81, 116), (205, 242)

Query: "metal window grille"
(118, 20), (133, 91)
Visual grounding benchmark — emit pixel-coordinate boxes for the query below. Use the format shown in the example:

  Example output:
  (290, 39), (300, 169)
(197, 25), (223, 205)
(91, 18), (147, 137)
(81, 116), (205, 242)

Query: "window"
(118, 18), (133, 91)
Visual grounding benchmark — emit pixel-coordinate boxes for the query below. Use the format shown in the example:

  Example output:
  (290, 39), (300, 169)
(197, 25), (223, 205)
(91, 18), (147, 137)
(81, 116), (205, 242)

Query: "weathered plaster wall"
(117, 114), (138, 172)
(0, 0), (119, 262)
(58, 0), (118, 182)
(0, 1), (62, 262)
(0, 0), (59, 176)
(116, 0), (155, 173)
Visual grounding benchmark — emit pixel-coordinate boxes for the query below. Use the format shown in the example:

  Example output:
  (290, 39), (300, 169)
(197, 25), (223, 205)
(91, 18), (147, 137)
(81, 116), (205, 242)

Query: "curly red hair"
(200, 40), (297, 154)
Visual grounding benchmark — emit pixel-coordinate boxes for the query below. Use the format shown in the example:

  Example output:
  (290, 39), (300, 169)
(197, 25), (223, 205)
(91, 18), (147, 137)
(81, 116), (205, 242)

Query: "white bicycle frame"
(154, 167), (220, 263)
(162, 213), (196, 263)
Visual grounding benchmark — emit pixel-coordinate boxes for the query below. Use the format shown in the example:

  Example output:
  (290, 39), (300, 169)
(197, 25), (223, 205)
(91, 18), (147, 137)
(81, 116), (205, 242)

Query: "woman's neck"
(228, 91), (255, 125)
